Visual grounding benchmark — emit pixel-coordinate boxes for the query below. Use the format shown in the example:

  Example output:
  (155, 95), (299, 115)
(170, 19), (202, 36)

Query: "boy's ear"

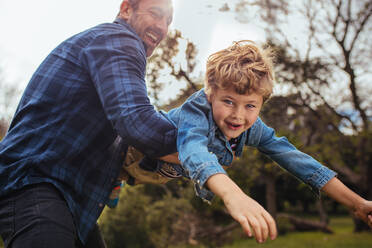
(206, 93), (212, 103)
(119, 0), (133, 21)
(206, 93), (211, 103)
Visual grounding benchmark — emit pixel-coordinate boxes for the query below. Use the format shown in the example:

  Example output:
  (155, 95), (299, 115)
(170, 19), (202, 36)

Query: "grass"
(1, 216), (370, 248)
(222, 216), (372, 248)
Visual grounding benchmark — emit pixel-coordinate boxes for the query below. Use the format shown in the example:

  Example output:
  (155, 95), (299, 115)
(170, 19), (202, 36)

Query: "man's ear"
(119, 0), (133, 21)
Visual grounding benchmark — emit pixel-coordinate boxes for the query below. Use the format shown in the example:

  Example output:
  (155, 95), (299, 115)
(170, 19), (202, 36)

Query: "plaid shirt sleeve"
(81, 22), (177, 157)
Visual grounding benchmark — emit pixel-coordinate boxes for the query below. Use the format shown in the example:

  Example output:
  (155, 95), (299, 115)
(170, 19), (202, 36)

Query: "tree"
(146, 30), (202, 108)
(0, 68), (21, 138)
(227, 0), (372, 231)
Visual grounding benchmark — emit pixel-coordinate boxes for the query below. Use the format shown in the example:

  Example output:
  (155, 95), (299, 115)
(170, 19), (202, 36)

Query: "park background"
(0, 0), (371, 247)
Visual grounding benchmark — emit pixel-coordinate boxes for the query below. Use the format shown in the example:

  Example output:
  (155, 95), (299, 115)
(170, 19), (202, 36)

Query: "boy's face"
(208, 86), (263, 141)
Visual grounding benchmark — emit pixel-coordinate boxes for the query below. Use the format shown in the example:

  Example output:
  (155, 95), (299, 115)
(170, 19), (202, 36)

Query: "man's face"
(208, 86), (263, 141)
(127, 0), (173, 57)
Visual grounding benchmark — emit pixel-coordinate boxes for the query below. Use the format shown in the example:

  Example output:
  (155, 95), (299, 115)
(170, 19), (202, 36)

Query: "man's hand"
(206, 174), (277, 243)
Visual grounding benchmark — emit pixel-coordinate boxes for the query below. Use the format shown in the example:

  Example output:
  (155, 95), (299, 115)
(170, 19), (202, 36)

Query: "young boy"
(113, 40), (372, 243)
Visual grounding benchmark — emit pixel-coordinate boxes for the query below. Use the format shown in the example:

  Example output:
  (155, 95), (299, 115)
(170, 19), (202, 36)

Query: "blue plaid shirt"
(0, 18), (177, 244)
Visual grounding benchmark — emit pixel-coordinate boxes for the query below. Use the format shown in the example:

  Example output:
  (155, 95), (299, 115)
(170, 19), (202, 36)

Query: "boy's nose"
(232, 106), (245, 120)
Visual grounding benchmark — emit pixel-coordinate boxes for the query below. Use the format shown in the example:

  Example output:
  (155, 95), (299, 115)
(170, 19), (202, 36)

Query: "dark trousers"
(0, 183), (106, 248)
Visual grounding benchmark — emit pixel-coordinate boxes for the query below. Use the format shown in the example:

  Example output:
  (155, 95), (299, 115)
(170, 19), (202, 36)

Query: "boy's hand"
(223, 189), (277, 243)
(322, 177), (372, 229)
(206, 174), (277, 243)
(353, 200), (372, 229)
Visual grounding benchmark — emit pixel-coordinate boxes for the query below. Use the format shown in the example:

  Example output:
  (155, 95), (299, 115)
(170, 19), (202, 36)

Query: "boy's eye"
(246, 104), (255, 109)
(223, 99), (233, 105)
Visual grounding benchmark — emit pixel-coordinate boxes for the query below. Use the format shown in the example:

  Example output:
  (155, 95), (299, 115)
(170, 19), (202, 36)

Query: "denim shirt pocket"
(207, 132), (228, 164)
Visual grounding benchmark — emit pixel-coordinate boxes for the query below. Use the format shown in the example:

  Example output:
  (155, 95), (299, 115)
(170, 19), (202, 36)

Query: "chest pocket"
(207, 131), (234, 167)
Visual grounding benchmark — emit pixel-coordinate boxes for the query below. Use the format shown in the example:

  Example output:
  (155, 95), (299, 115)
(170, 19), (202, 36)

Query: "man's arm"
(82, 29), (177, 157)
(206, 173), (277, 243)
(321, 177), (372, 228)
(158, 152), (180, 164)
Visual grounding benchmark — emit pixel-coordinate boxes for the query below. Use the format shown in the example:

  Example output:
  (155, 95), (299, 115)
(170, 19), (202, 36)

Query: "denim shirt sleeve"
(80, 23), (177, 157)
(246, 117), (337, 193)
(176, 90), (227, 189)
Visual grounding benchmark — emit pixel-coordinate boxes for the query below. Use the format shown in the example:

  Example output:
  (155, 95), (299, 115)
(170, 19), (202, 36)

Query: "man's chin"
(145, 47), (156, 57)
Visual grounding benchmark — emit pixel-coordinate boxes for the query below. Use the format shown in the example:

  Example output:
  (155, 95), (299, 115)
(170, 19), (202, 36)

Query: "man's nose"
(155, 17), (169, 36)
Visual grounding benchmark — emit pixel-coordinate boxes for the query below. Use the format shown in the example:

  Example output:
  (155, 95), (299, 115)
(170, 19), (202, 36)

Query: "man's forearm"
(158, 152), (180, 164)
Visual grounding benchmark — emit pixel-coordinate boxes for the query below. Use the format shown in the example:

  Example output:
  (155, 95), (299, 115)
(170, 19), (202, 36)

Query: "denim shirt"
(166, 89), (337, 202)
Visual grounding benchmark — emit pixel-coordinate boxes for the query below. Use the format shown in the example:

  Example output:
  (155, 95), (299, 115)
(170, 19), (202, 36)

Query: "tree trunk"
(352, 134), (371, 232)
(265, 173), (277, 219)
(352, 216), (370, 232)
(316, 198), (329, 224)
(278, 214), (333, 234)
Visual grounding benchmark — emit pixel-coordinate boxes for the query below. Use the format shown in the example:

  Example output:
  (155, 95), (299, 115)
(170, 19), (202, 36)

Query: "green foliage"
(222, 216), (372, 248)
(97, 2), (372, 245)
(99, 182), (201, 248)
(276, 215), (293, 235)
(99, 185), (154, 248)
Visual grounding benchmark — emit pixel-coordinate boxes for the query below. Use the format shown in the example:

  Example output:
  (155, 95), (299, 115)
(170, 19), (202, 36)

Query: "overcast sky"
(0, 0), (264, 88)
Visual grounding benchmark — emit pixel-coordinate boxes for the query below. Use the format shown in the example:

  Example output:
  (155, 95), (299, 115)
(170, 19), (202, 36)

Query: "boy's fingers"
(238, 215), (252, 237)
(263, 211), (278, 240)
(247, 217), (263, 243)
(257, 215), (269, 242)
(368, 214), (372, 229)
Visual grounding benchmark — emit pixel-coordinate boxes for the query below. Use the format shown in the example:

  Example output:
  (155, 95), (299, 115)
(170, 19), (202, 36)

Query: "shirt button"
(99, 203), (104, 208)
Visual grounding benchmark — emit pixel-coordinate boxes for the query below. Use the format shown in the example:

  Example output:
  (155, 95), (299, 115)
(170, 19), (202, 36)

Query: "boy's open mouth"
(226, 121), (242, 130)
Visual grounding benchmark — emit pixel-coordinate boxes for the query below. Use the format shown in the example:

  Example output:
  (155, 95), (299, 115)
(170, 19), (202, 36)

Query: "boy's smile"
(208, 87), (263, 141)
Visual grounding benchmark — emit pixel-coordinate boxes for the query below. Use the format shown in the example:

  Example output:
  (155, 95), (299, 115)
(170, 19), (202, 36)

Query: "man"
(0, 0), (175, 247)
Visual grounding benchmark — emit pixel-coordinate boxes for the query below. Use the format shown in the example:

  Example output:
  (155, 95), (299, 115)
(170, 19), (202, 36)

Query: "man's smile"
(145, 28), (163, 46)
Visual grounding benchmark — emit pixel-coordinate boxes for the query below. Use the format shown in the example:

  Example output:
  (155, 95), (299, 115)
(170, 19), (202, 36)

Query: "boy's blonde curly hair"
(205, 40), (275, 102)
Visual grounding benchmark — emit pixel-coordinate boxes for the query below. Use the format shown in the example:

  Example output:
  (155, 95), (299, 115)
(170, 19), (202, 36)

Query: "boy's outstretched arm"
(321, 177), (372, 228)
(206, 173), (277, 243)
